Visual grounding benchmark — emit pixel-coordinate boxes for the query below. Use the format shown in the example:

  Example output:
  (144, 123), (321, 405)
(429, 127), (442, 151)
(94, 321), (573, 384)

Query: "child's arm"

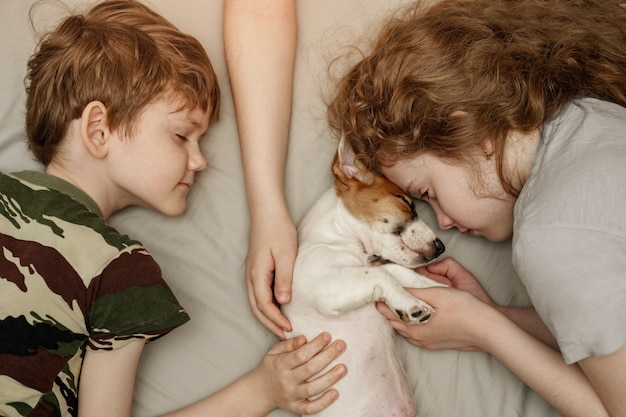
(224, 0), (298, 339)
(77, 339), (146, 417)
(76, 333), (345, 417)
(415, 258), (558, 349)
(378, 288), (609, 417)
(578, 346), (626, 417)
(160, 333), (346, 417)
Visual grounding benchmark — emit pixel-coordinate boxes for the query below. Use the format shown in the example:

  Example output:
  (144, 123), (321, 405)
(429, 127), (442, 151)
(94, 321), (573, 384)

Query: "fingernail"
(335, 340), (346, 351)
(277, 292), (290, 303)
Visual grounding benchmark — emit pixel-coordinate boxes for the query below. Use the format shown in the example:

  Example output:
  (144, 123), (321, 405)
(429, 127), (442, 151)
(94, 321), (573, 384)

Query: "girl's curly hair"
(327, 0), (626, 196)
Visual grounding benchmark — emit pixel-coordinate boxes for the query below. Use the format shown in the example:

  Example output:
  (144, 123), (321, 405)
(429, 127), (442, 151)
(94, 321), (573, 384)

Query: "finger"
(266, 335), (307, 355)
(273, 248), (296, 306)
(246, 279), (288, 339)
(293, 339), (346, 383)
(413, 266), (452, 285)
(247, 259), (292, 334)
(301, 362), (347, 397)
(255, 305), (288, 339)
(286, 333), (338, 370)
(375, 302), (402, 321)
(387, 321), (421, 345)
(425, 257), (461, 278)
(259, 302), (292, 335)
(295, 389), (340, 415)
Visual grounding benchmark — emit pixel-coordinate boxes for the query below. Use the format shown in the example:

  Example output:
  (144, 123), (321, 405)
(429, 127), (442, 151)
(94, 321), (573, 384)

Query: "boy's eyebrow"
(169, 111), (202, 127)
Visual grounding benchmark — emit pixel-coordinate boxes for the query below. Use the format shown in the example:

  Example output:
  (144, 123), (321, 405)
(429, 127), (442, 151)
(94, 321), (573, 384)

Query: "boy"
(0, 1), (345, 416)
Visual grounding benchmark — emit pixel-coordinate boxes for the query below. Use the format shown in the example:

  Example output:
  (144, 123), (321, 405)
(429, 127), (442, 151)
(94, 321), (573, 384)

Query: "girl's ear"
(80, 101), (110, 159)
(336, 134), (374, 185)
(482, 139), (495, 160)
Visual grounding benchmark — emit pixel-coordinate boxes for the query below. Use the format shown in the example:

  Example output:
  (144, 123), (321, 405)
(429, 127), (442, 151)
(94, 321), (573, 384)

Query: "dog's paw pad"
(395, 309), (409, 321)
(396, 306), (435, 323)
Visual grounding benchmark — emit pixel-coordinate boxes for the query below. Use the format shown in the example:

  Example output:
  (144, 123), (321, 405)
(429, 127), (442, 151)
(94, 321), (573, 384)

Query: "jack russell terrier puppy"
(282, 137), (446, 417)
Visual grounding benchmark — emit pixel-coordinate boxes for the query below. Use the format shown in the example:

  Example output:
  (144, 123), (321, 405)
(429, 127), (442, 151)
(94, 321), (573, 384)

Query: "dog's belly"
(285, 303), (415, 417)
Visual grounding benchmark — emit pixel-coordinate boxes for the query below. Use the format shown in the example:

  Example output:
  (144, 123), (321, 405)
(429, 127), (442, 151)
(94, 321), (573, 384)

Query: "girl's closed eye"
(176, 134), (188, 142)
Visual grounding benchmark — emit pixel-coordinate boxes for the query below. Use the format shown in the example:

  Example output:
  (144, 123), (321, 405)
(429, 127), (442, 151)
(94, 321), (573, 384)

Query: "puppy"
(282, 137), (445, 417)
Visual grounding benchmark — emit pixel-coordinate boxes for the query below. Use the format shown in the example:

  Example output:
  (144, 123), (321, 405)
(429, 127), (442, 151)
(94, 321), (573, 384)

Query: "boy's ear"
(80, 101), (110, 159)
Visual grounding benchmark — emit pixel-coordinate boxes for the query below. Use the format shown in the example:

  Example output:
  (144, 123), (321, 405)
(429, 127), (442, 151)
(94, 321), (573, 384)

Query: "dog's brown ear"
(336, 135), (374, 186)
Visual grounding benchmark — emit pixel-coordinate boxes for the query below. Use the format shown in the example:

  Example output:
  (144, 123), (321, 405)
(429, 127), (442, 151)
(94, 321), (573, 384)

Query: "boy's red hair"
(26, 0), (220, 165)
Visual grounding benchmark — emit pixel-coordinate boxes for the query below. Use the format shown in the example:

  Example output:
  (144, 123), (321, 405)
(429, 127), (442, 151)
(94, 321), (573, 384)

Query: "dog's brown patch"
(332, 155), (415, 225)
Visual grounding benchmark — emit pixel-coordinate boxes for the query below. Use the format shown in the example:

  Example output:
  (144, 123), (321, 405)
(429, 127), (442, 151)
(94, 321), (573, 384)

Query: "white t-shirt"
(513, 98), (626, 364)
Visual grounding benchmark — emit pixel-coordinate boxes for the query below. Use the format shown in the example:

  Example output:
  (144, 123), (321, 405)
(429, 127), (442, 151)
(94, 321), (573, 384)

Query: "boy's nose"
(188, 145), (207, 171)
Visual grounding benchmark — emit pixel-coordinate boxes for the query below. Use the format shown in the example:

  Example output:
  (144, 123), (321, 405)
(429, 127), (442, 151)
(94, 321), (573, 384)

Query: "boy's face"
(106, 99), (211, 217)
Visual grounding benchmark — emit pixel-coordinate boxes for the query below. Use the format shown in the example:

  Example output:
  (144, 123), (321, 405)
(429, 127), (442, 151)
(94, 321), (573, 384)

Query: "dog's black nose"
(433, 238), (445, 258)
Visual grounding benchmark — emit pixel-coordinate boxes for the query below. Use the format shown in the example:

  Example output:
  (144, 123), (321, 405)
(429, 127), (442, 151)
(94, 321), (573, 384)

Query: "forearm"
(223, 0), (296, 220)
(159, 369), (273, 417)
(479, 309), (608, 417)
(497, 305), (559, 350)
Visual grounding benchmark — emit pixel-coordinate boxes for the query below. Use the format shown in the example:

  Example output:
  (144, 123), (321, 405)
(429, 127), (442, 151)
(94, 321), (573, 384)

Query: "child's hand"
(256, 332), (347, 415)
(245, 210), (297, 339)
(377, 286), (494, 352)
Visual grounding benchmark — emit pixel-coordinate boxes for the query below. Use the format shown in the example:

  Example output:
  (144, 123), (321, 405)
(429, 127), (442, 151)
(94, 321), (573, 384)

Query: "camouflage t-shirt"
(0, 171), (190, 417)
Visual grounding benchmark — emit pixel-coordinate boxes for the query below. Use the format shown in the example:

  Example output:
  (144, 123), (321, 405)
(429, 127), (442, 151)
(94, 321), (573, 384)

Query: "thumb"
(426, 257), (463, 278)
(273, 250), (296, 305)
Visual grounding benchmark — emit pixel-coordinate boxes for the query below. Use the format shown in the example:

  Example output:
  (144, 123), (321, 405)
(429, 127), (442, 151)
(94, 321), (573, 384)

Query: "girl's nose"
(428, 200), (455, 231)
(437, 215), (455, 231)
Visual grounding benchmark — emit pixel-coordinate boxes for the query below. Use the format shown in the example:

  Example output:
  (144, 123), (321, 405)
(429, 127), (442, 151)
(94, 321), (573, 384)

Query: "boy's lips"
(178, 181), (192, 190)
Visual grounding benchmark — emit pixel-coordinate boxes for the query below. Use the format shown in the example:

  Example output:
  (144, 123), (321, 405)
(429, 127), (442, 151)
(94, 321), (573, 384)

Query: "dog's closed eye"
(393, 194), (417, 217)
(369, 254), (392, 264)
(393, 225), (405, 235)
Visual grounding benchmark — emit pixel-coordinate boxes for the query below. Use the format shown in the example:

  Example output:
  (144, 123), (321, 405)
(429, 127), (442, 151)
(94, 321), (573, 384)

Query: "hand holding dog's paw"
(386, 287), (436, 324)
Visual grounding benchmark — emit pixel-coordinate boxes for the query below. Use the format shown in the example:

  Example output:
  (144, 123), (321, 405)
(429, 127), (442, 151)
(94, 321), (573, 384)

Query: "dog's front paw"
(395, 301), (435, 323)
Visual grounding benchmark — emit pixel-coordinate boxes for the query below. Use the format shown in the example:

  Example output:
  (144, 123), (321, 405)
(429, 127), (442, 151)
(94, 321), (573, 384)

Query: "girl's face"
(107, 99), (210, 217)
(381, 153), (516, 242)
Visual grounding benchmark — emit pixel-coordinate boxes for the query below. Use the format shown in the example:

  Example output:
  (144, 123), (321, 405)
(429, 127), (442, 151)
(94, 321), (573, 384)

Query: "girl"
(327, 0), (626, 416)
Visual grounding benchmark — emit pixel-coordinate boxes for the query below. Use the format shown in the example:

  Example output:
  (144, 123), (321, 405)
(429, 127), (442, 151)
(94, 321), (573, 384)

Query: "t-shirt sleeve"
(513, 227), (626, 364)
(86, 246), (190, 351)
